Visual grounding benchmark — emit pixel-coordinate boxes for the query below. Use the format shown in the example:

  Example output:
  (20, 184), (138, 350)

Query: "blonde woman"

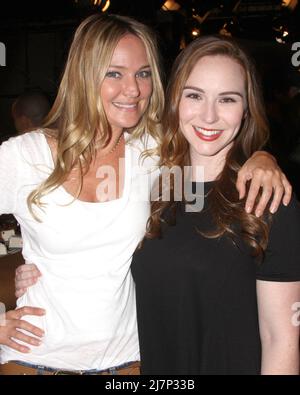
(131, 35), (300, 375)
(1, 15), (292, 375)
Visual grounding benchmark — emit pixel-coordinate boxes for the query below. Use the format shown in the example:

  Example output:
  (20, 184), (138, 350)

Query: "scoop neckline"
(40, 131), (131, 206)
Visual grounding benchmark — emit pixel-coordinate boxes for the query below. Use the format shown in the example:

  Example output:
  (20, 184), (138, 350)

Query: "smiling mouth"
(193, 126), (224, 141)
(113, 102), (138, 110)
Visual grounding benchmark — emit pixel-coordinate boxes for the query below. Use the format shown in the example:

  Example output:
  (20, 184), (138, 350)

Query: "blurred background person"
(11, 90), (51, 135)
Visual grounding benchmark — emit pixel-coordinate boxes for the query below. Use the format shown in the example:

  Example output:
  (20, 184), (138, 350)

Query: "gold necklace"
(96, 133), (124, 158)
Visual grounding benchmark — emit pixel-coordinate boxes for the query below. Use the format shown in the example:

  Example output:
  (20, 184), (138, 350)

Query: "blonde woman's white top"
(0, 130), (159, 370)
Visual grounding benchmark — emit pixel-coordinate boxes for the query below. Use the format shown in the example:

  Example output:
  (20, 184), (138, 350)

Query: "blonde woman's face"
(179, 55), (246, 168)
(100, 34), (153, 135)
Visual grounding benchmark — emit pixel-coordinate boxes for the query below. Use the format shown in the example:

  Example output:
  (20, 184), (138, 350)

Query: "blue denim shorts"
(4, 360), (140, 375)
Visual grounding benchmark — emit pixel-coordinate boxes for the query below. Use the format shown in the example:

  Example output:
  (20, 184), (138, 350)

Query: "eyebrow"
(108, 65), (151, 70)
(183, 85), (244, 98)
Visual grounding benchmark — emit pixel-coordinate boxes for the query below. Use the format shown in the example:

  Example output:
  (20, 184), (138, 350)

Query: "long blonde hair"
(147, 35), (271, 260)
(28, 13), (164, 216)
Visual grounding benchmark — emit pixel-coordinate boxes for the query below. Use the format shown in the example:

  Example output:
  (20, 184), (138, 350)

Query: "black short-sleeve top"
(131, 182), (300, 375)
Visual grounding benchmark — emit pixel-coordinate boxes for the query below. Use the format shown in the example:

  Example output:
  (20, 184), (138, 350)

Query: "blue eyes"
(137, 70), (152, 78)
(106, 71), (121, 78)
(105, 70), (152, 79)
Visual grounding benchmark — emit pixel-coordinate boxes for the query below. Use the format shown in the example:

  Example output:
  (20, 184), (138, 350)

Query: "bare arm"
(257, 280), (300, 375)
(236, 151), (292, 217)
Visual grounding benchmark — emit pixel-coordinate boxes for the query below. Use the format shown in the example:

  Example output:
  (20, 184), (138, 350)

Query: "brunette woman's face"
(100, 34), (153, 135)
(179, 55), (246, 165)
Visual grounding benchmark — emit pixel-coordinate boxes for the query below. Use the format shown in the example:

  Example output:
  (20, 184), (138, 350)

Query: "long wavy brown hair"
(146, 35), (271, 260)
(28, 13), (164, 217)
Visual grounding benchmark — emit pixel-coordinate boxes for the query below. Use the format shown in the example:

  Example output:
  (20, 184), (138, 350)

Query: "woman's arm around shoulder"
(236, 151), (292, 217)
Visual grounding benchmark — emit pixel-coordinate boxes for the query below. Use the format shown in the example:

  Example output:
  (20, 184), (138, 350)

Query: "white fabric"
(0, 130), (159, 370)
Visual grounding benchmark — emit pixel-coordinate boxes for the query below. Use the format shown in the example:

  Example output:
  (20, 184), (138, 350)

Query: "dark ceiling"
(0, 0), (165, 22)
(1, 1), (300, 143)
(0, 0), (299, 43)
